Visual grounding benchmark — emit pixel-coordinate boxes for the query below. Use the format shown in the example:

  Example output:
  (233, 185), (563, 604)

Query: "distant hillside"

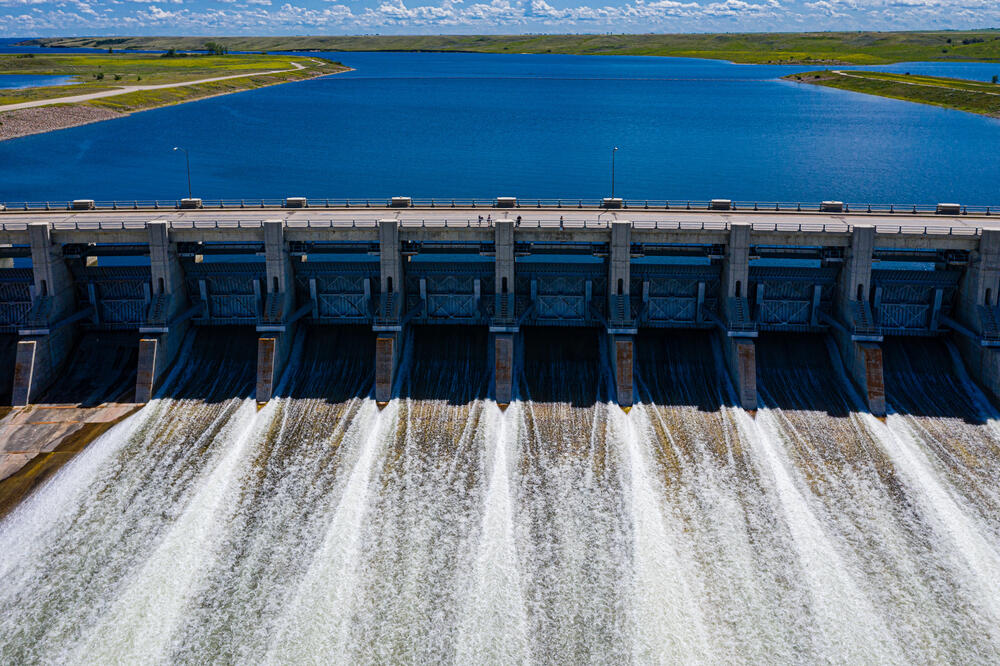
(21, 31), (1000, 65)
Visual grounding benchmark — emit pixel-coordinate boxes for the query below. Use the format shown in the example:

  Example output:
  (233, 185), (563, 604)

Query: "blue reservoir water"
(0, 74), (77, 89)
(1, 51), (999, 204)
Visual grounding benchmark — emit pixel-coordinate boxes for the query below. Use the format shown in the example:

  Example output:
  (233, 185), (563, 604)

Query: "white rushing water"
(2, 328), (1000, 663)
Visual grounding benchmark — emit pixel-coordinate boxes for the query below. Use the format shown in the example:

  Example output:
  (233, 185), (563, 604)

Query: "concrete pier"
(609, 333), (634, 407)
(374, 220), (404, 404)
(952, 228), (1000, 402)
(492, 219), (517, 405)
(721, 223), (757, 410)
(607, 220), (635, 407)
(256, 220), (297, 403)
(12, 223), (77, 406)
(493, 332), (514, 405)
(136, 221), (189, 403)
(832, 225), (885, 416)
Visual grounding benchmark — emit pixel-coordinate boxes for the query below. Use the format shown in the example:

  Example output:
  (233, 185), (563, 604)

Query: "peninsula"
(0, 52), (347, 141)
(24, 30), (1000, 65)
(786, 70), (1000, 119)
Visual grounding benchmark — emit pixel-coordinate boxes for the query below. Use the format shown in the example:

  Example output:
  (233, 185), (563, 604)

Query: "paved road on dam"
(0, 207), (996, 235)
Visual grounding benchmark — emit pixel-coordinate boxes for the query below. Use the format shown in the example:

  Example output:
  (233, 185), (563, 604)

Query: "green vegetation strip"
(787, 70), (1000, 118)
(23, 31), (1000, 65)
(0, 53), (347, 110)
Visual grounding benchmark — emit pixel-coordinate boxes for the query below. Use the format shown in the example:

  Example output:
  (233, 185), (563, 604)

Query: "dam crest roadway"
(1, 199), (999, 426)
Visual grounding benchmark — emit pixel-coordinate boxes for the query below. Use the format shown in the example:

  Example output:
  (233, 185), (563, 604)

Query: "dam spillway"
(2, 204), (1000, 661)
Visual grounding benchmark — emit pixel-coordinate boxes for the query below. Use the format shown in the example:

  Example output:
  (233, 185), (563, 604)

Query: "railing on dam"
(1, 197), (998, 217)
(0, 216), (987, 238)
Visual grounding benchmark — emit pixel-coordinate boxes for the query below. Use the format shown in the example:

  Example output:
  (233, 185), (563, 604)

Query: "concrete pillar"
(256, 220), (296, 403)
(718, 223), (756, 410)
(12, 223), (77, 406)
(837, 225), (875, 322)
(953, 229), (1000, 403)
(492, 221), (517, 406)
(609, 333), (634, 408)
(495, 220), (514, 320)
(493, 332), (514, 405)
(0, 257), (12, 269)
(379, 219), (403, 300)
(722, 222), (750, 300)
(724, 336), (757, 410)
(608, 221), (631, 321)
(375, 331), (400, 404)
(136, 221), (190, 403)
(832, 225), (884, 416)
(374, 219), (404, 405)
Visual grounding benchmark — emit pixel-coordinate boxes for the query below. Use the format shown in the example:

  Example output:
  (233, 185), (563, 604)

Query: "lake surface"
(0, 74), (77, 89)
(1, 51), (998, 204)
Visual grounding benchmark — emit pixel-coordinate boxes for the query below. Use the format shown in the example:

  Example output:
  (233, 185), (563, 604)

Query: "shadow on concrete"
(282, 325), (374, 403)
(635, 330), (732, 412)
(756, 333), (853, 418)
(157, 327), (258, 403)
(0, 334), (16, 407)
(399, 325), (489, 405)
(882, 337), (989, 424)
(520, 326), (604, 408)
(40, 332), (139, 407)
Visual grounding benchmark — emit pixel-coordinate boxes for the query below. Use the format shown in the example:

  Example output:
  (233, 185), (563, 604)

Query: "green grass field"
(23, 31), (1000, 65)
(0, 53), (346, 109)
(786, 70), (1000, 118)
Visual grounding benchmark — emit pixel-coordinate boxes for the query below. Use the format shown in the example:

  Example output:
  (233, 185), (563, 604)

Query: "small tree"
(993, 75), (998, 84)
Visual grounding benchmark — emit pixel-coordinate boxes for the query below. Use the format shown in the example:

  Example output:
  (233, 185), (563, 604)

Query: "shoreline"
(0, 65), (351, 142)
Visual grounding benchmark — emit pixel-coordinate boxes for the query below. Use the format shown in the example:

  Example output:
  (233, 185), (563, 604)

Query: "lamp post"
(611, 146), (619, 200)
(173, 146), (192, 200)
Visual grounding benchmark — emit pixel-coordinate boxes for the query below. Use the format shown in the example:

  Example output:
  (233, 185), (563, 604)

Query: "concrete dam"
(0, 203), (997, 414)
(3, 202), (1000, 663)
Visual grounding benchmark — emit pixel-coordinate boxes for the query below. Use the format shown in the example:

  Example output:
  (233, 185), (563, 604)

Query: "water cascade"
(2, 327), (1000, 662)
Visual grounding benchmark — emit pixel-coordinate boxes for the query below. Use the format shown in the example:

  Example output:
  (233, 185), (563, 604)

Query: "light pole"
(173, 146), (192, 200)
(611, 146), (619, 200)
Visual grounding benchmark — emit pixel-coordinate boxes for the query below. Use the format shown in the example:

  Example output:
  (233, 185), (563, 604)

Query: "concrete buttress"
(136, 221), (190, 403)
(256, 220), (297, 403)
(720, 223), (757, 410)
(374, 219), (404, 404)
(832, 225), (886, 416)
(12, 223), (77, 406)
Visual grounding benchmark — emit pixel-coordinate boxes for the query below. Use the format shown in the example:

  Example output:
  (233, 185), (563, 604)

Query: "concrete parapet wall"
(723, 335), (757, 410)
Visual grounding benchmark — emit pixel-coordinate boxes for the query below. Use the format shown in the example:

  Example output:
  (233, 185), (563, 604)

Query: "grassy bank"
(786, 70), (1000, 118)
(23, 31), (1000, 65)
(0, 53), (346, 108)
(0, 53), (347, 140)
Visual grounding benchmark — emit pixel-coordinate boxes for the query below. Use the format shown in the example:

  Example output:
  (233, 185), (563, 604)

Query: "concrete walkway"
(1, 60), (306, 112)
